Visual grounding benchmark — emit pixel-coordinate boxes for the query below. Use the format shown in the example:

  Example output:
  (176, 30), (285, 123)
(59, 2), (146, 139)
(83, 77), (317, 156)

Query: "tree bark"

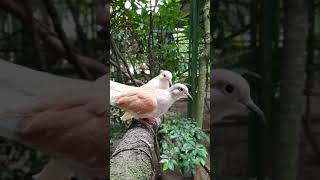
(110, 122), (159, 180)
(273, 0), (308, 179)
(195, 0), (210, 128)
(194, 1), (210, 178)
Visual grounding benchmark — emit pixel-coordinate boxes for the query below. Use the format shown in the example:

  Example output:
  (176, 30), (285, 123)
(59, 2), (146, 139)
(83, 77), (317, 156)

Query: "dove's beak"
(168, 79), (172, 87)
(240, 99), (266, 124)
(186, 92), (193, 100)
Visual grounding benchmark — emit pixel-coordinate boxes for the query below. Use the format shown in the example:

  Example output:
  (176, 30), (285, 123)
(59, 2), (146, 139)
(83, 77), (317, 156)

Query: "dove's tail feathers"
(110, 89), (120, 106)
(120, 112), (134, 121)
(110, 80), (137, 92)
(0, 110), (22, 141)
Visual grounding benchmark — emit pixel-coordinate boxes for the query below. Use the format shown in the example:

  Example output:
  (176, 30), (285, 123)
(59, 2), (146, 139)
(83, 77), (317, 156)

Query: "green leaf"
(163, 162), (169, 171)
(168, 161), (174, 170)
(200, 159), (206, 166)
(159, 159), (168, 164)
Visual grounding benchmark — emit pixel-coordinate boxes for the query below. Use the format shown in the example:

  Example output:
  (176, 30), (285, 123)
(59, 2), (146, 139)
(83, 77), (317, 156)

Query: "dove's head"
(211, 69), (266, 123)
(169, 83), (192, 101)
(159, 70), (172, 86)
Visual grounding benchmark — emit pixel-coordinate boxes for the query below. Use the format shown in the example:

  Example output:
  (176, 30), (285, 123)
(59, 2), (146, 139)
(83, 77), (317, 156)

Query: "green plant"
(110, 106), (129, 143)
(111, 0), (191, 81)
(158, 116), (209, 174)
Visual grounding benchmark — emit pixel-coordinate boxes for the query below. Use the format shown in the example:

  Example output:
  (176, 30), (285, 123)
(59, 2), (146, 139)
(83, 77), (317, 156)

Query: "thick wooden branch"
(111, 126), (153, 180)
(111, 119), (161, 180)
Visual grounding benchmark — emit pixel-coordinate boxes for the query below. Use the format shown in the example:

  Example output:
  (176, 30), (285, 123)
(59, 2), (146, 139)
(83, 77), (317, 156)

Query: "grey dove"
(0, 59), (107, 180)
(210, 69), (265, 179)
(111, 83), (192, 121)
(211, 69), (266, 124)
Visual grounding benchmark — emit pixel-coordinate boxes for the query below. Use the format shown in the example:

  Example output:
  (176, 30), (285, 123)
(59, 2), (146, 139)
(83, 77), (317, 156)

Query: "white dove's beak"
(168, 79), (172, 87)
(186, 92), (193, 100)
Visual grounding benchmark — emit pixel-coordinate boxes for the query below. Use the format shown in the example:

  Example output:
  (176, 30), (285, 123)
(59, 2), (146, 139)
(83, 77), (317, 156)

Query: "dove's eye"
(163, 74), (166, 77)
(225, 84), (234, 93)
(179, 88), (184, 91)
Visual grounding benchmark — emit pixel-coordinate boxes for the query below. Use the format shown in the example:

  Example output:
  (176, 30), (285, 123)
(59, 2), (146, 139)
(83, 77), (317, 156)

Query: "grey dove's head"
(211, 69), (266, 123)
(159, 70), (173, 86)
(169, 83), (192, 101)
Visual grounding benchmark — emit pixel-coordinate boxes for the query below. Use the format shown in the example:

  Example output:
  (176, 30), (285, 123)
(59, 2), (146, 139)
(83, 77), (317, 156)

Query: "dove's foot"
(136, 118), (158, 134)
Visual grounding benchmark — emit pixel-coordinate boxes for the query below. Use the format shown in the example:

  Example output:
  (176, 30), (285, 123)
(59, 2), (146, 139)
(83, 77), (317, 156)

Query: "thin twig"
(21, 0), (47, 71)
(110, 58), (144, 86)
(111, 39), (138, 86)
(201, 164), (210, 175)
(42, 0), (93, 80)
(66, 0), (93, 56)
(0, 0), (107, 76)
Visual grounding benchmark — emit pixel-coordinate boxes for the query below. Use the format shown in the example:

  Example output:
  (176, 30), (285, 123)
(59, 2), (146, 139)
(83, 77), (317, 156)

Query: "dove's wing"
(111, 80), (137, 92)
(110, 81), (138, 105)
(15, 92), (107, 169)
(115, 89), (157, 117)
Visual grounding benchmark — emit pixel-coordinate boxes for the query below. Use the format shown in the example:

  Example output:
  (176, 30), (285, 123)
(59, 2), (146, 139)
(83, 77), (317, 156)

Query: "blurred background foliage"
(0, 0), (108, 179)
(110, 0), (205, 83)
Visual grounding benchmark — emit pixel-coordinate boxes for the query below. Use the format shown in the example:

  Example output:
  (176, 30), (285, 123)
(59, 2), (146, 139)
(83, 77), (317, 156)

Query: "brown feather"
(115, 90), (157, 115)
(16, 92), (108, 168)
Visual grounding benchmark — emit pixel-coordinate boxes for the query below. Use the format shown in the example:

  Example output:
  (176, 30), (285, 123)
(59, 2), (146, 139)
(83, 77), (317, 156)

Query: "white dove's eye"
(225, 84), (234, 93)
(163, 74), (166, 77)
(179, 88), (183, 91)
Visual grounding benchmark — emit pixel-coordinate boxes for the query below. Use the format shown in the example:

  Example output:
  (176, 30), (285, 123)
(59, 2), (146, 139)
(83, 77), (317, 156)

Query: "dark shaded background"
(0, 0), (108, 179)
(210, 0), (320, 180)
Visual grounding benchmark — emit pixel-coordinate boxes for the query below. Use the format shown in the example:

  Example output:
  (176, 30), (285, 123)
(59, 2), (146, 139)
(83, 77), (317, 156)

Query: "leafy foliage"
(110, 106), (129, 143)
(111, 0), (191, 82)
(158, 116), (209, 174)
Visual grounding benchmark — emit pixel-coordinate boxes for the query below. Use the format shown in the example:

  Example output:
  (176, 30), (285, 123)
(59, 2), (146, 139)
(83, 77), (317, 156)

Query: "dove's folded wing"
(15, 94), (107, 168)
(115, 90), (157, 117)
(110, 81), (138, 105)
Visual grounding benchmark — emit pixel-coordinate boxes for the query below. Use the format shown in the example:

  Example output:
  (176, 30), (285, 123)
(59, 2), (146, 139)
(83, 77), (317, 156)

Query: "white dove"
(111, 83), (192, 121)
(143, 69), (172, 89)
(110, 70), (172, 96)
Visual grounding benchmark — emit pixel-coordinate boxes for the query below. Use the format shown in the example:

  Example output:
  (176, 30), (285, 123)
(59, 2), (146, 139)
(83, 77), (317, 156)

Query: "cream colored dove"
(111, 83), (192, 121)
(110, 69), (172, 97)
(143, 69), (172, 89)
(111, 70), (173, 120)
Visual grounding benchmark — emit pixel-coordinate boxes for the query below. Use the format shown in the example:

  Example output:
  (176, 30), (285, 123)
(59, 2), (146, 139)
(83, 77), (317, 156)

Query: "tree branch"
(65, 0), (93, 56)
(21, 0), (47, 71)
(111, 124), (155, 180)
(110, 58), (144, 86)
(42, 0), (93, 80)
(111, 39), (138, 86)
(0, 0), (108, 78)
